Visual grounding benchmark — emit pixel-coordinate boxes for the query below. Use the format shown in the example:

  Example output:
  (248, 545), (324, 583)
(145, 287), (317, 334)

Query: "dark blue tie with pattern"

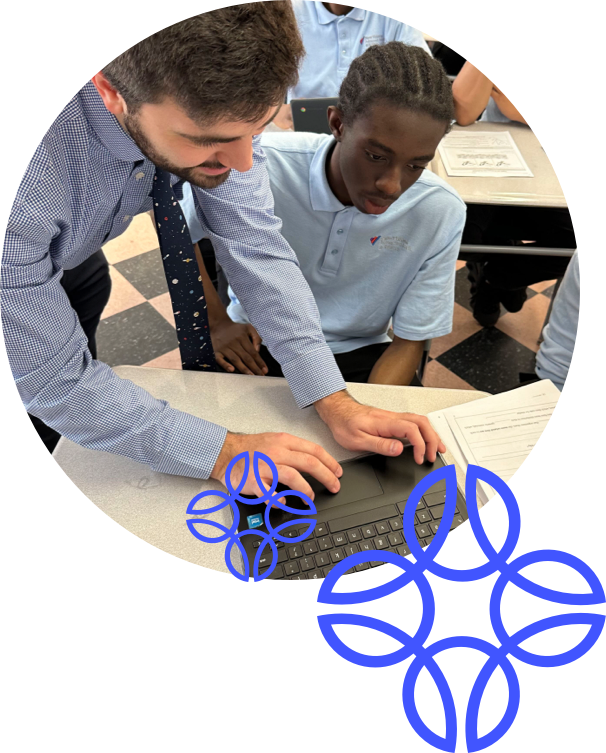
(152, 169), (217, 371)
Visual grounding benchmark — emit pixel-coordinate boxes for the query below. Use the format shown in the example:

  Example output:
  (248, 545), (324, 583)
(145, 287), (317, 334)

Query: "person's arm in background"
(368, 337), (424, 385)
(273, 103), (293, 130)
(490, 85), (528, 125)
(192, 243), (267, 376)
(452, 61), (495, 125)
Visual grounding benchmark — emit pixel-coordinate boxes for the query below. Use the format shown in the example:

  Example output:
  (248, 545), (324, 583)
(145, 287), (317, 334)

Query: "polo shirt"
(215, 132), (466, 354)
(480, 97), (513, 123)
(288, 2), (430, 101)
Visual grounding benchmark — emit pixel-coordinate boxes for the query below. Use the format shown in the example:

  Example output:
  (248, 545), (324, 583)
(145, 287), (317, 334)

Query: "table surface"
(54, 367), (489, 575)
(430, 122), (567, 208)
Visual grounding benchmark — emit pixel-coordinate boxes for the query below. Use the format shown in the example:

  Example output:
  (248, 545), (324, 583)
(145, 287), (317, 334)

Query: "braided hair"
(338, 42), (454, 127)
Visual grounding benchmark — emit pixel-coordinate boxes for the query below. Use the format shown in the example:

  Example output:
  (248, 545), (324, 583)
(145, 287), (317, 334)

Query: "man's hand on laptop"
(211, 320), (268, 376)
(211, 431), (343, 502)
(314, 390), (445, 464)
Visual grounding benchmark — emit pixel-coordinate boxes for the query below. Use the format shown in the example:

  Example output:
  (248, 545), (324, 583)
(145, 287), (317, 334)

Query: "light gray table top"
(430, 122), (567, 208)
(54, 367), (489, 575)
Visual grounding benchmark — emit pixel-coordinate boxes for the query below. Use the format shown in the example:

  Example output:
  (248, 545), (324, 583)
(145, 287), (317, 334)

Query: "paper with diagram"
(437, 130), (534, 178)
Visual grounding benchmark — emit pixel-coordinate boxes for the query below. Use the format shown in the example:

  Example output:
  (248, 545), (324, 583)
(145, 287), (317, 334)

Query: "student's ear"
(327, 106), (345, 141)
(92, 72), (128, 118)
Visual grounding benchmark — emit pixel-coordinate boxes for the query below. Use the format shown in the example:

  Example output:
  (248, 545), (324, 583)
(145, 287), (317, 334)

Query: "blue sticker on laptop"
(247, 513), (264, 529)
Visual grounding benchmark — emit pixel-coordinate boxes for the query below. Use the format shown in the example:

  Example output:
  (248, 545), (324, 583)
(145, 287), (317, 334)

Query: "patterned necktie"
(152, 169), (217, 371)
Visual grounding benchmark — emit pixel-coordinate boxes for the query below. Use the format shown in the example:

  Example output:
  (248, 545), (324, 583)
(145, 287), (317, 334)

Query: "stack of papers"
(437, 130), (534, 178)
(428, 380), (560, 505)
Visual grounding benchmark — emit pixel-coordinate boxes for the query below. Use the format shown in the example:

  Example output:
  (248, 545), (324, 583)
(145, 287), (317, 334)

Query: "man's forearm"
(452, 62), (494, 126)
(368, 338), (424, 386)
(193, 242), (230, 326)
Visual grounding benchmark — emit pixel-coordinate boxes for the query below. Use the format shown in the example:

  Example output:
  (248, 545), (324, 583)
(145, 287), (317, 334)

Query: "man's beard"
(124, 112), (231, 189)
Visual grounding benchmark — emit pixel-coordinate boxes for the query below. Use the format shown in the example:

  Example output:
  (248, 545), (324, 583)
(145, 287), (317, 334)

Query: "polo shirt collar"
(314, 3), (366, 25)
(309, 136), (349, 212)
(80, 80), (147, 163)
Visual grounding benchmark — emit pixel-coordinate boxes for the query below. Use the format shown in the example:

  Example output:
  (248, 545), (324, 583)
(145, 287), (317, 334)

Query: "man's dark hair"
(338, 42), (454, 126)
(103, 2), (304, 123)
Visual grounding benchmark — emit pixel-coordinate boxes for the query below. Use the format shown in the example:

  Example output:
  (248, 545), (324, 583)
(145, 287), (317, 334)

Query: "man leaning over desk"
(1, 4), (443, 503)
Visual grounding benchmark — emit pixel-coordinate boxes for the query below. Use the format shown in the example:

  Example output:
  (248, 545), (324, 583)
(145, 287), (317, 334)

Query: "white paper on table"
(439, 380), (560, 503)
(437, 130), (534, 178)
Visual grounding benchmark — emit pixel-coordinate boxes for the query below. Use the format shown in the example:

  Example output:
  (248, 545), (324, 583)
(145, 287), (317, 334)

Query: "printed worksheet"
(437, 131), (534, 178)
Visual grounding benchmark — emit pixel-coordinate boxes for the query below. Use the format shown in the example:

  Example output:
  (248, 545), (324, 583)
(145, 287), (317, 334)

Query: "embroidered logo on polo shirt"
(370, 235), (409, 251)
(363, 34), (385, 48)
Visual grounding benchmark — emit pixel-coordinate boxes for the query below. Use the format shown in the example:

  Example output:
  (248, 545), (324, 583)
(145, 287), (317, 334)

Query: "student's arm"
(452, 61), (495, 125)
(367, 337), (424, 386)
(193, 243), (268, 376)
(490, 86), (528, 125)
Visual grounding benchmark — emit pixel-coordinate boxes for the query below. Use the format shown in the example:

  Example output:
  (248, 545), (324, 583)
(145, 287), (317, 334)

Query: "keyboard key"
(344, 543), (359, 557)
(415, 524), (431, 539)
(451, 515), (465, 528)
(289, 573), (307, 580)
(298, 527), (311, 537)
(303, 540), (318, 555)
(370, 560), (384, 568)
(329, 504), (399, 534)
(322, 566), (335, 578)
(318, 537), (333, 551)
(277, 549), (288, 564)
(362, 525), (376, 539)
(315, 552), (331, 568)
(396, 544), (411, 558)
(272, 538), (285, 549)
(430, 521), (441, 534)
(333, 533), (348, 547)
(315, 523), (328, 537)
(376, 522), (390, 535)
(260, 564), (284, 579)
(284, 561), (300, 576)
(257, 553), (274, 569)
(308, 569), (323, 580)
(430, 504), (459, 519)
(288, 545), (303, 559)
(360, 541), (374, 552)
(388, 532), (404, 547)
(330, 549), (345, 563)
(300, 556), (315, 572)
(282, 527), (299, 538)
(252, 540), (261, 549)
(416, 509), (431, 524)
(355, 562), (370, 572)
(374, 537), (389, 550)
(389, 518), (403, 531)
(424, 491), (447, 508)
(347, 529), (362, 542)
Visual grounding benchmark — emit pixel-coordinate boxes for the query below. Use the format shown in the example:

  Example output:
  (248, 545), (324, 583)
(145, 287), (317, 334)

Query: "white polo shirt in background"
(288, 2), (430, 101)
(536, 251), (580, 390)
(199, 132), (465, 355)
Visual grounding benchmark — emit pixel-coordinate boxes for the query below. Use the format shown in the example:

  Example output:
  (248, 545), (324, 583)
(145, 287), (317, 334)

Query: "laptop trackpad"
(308, 461), (384, 512)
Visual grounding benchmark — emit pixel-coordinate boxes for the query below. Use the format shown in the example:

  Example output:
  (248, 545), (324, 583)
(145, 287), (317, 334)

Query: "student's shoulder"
(260, 131), (330, 161)
(412, 169), (467, 217)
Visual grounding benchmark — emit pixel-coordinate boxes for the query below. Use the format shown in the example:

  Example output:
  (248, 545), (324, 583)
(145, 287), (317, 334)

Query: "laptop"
(291, 97), (338, 135)
(233, 448), (467, 580)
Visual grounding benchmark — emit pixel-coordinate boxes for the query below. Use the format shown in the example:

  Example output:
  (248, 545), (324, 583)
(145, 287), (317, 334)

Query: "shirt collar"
(309, 136), (349, 212)
(80, 80), (147, 163)
(314, 3), (366, 25)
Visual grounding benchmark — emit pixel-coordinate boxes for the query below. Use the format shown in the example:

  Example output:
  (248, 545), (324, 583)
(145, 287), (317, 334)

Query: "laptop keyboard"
(249, 491), (466, 580)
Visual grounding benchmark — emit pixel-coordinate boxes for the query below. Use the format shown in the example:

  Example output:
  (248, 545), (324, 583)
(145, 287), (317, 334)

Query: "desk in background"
(53, 367), (488, 576)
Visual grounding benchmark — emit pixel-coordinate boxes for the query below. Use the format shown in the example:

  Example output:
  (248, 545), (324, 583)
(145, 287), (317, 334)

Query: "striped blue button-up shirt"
(2, 82), (345, 479)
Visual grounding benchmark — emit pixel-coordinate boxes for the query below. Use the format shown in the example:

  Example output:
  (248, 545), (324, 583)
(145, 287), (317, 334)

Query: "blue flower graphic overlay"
(317, 464), (605, 752)
(186, 451), (315, 582)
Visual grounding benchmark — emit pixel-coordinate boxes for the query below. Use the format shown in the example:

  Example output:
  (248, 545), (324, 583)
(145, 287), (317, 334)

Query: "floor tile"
(103, 212), (159, 265)
(101, 266), (146, 320)
(149, 292), (176, 328)
(142, 348), (182, 370)
(430, 302), (482, 359)
(422, 360), (475, 391)
(114, 248), (169, 300)
(496, 293), (551, 353)
(435, 327), (537, 394)
(96, 302), (179, 367)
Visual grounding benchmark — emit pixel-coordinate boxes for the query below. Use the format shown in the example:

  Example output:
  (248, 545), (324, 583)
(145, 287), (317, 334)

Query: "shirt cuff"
(280, 344), (347, 408)
(152, 408), (228, 479)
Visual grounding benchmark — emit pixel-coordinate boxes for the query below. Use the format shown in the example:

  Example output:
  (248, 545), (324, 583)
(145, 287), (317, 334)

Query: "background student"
(452, 62), (574, 327)
(274, 2), (430, 129)
(183, 43), (465, 386)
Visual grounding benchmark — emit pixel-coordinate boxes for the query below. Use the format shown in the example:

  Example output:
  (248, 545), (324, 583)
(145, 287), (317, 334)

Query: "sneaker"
(499, 287), (528, 313)
(467, 262), (501, 327)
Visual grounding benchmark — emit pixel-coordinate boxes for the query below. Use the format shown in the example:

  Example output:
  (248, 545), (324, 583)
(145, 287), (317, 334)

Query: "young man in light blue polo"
(274, 2), (430, 128)
(182, 43), (465, 385)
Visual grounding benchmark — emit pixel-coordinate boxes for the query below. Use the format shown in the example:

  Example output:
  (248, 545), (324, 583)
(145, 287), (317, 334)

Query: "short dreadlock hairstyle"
(337, 42), (454, 127)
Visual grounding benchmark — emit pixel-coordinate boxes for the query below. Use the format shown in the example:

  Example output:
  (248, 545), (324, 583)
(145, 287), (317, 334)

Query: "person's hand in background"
(211, 319), (268, 376)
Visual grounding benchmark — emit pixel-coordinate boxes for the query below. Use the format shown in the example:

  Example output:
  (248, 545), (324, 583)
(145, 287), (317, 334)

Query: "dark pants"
(258, 342), (422, 385)
(460, 205), (575, 289)
(29, 250), (112, 452)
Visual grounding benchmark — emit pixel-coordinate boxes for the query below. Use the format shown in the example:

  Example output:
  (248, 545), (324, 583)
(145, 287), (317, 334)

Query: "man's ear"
(327, 106), (345, 141)
(92, 72), (128, 118)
